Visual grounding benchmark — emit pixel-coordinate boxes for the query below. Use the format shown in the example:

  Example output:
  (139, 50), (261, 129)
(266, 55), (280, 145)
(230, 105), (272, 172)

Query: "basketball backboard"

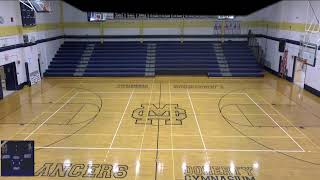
(298, 41), (317, 67)
(19, 0), (51, 13)
(298, 1), (319, 67)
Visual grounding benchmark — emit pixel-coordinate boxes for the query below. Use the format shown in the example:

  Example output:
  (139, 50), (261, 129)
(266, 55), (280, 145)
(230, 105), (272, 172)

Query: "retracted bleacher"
(44, 41), (148, 77)
(44, 41), (263, 77)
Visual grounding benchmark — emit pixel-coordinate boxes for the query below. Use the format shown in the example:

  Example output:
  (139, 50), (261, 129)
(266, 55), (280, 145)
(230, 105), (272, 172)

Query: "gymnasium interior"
(0, 0), (320, 179)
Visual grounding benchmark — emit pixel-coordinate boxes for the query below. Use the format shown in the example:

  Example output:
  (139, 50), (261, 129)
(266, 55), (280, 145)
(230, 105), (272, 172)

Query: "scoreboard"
(20, 2), (36, 27)
(1, 141), (34, 176)
(88, 12), (114, 22)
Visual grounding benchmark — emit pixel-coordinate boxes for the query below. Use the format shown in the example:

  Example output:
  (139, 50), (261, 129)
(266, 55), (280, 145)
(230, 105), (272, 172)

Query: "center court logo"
(132, 104), (187, 125)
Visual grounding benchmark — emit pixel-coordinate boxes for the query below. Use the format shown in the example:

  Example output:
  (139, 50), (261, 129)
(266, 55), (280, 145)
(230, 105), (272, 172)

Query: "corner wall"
(0, 0), (63, 86)
(243, 0), (320, 94)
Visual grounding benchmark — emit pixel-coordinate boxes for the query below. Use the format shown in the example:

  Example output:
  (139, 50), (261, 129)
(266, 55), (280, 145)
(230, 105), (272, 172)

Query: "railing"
(248, 34), (265, 66)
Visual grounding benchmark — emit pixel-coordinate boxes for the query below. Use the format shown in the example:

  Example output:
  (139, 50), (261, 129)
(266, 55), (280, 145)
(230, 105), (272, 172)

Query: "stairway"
(145, 43), (156, 77)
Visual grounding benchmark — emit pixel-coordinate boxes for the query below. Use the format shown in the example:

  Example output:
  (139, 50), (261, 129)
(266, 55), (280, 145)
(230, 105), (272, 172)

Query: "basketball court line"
(67, 97), (252, 100)
(42, 111), (123, 114)
(67, 97), (131, 100)
(62, 81), (154, 84)
(256, 93), (320, 151)
(24, 92), (79, 140)
(16, 132), (306, 139)
(187, 89), (207, 150)
(18, 133), (143, 136)
(169, 81), (176, 180)
(41, 111), (279, 116)
(245, 93), (305, 152)
(34, 146), (305, 153)
(0, 88), (75, 148)
(134, 79), (155, 180)
(103, 89), (135, 161)
(187, 89), (209, 163)
(3, 84), (312, 161)
(78, 92), (247, 94)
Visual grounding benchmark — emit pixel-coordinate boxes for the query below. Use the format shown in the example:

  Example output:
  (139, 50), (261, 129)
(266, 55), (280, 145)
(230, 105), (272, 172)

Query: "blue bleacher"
(44, 41), (263, 77)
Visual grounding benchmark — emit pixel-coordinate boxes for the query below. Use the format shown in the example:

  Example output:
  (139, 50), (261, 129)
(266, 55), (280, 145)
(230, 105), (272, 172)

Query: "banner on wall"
(112, 13), (215, 19)
(213, 20), (241, 34)
(213, 21), (222, 34)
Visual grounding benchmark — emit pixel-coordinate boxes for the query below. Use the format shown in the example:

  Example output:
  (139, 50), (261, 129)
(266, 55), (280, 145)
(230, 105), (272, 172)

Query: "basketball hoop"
(301, 58), (308, 65)
(297, 55), (309, 66)
(296, 57), (308, 71)
(19, 0), (51, 12)
(298, 1), (320, 67)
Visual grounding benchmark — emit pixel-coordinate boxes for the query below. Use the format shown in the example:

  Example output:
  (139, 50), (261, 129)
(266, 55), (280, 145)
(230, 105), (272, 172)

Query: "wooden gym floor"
(1, 72), (320, 180)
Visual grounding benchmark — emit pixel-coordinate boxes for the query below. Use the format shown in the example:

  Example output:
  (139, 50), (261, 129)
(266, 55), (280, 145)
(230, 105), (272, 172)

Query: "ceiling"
(62, 0), (281, 16)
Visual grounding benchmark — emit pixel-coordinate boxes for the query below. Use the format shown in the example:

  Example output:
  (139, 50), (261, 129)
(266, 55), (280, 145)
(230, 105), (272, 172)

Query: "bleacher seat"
(44, 41), (264, 77)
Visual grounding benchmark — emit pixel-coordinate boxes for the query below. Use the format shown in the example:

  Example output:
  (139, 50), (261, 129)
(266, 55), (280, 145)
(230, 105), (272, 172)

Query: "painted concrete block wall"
(244, 0), (320, 92)
(62, 2), (246, 36)
(0, 0), (21, 27)
(104, 28), (140, 35)
(0, 0), (63, 85)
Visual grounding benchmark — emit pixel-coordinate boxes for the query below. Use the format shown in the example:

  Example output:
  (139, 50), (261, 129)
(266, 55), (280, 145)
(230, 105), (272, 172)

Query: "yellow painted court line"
(134, 79), (155, 180)
(104, 90), (135, 161)
(35, 146), (305, 153)
(245, 93), (305, 152)
(257, 94), (320, 151)
(24, 92), (79, 140)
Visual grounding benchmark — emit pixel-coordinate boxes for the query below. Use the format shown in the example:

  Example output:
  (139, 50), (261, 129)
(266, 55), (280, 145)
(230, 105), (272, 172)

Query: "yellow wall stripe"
(0, 23), (63, 37)
(0, 26), (20, 37)
(243, 20), (313, 32)
(65, 20), (215, 29)
(0, 20), (316, 38)
(63, 22), (101, 29)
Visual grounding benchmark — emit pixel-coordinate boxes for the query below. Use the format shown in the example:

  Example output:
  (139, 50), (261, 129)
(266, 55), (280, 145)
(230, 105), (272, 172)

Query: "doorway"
(0, 62), (18, 99)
